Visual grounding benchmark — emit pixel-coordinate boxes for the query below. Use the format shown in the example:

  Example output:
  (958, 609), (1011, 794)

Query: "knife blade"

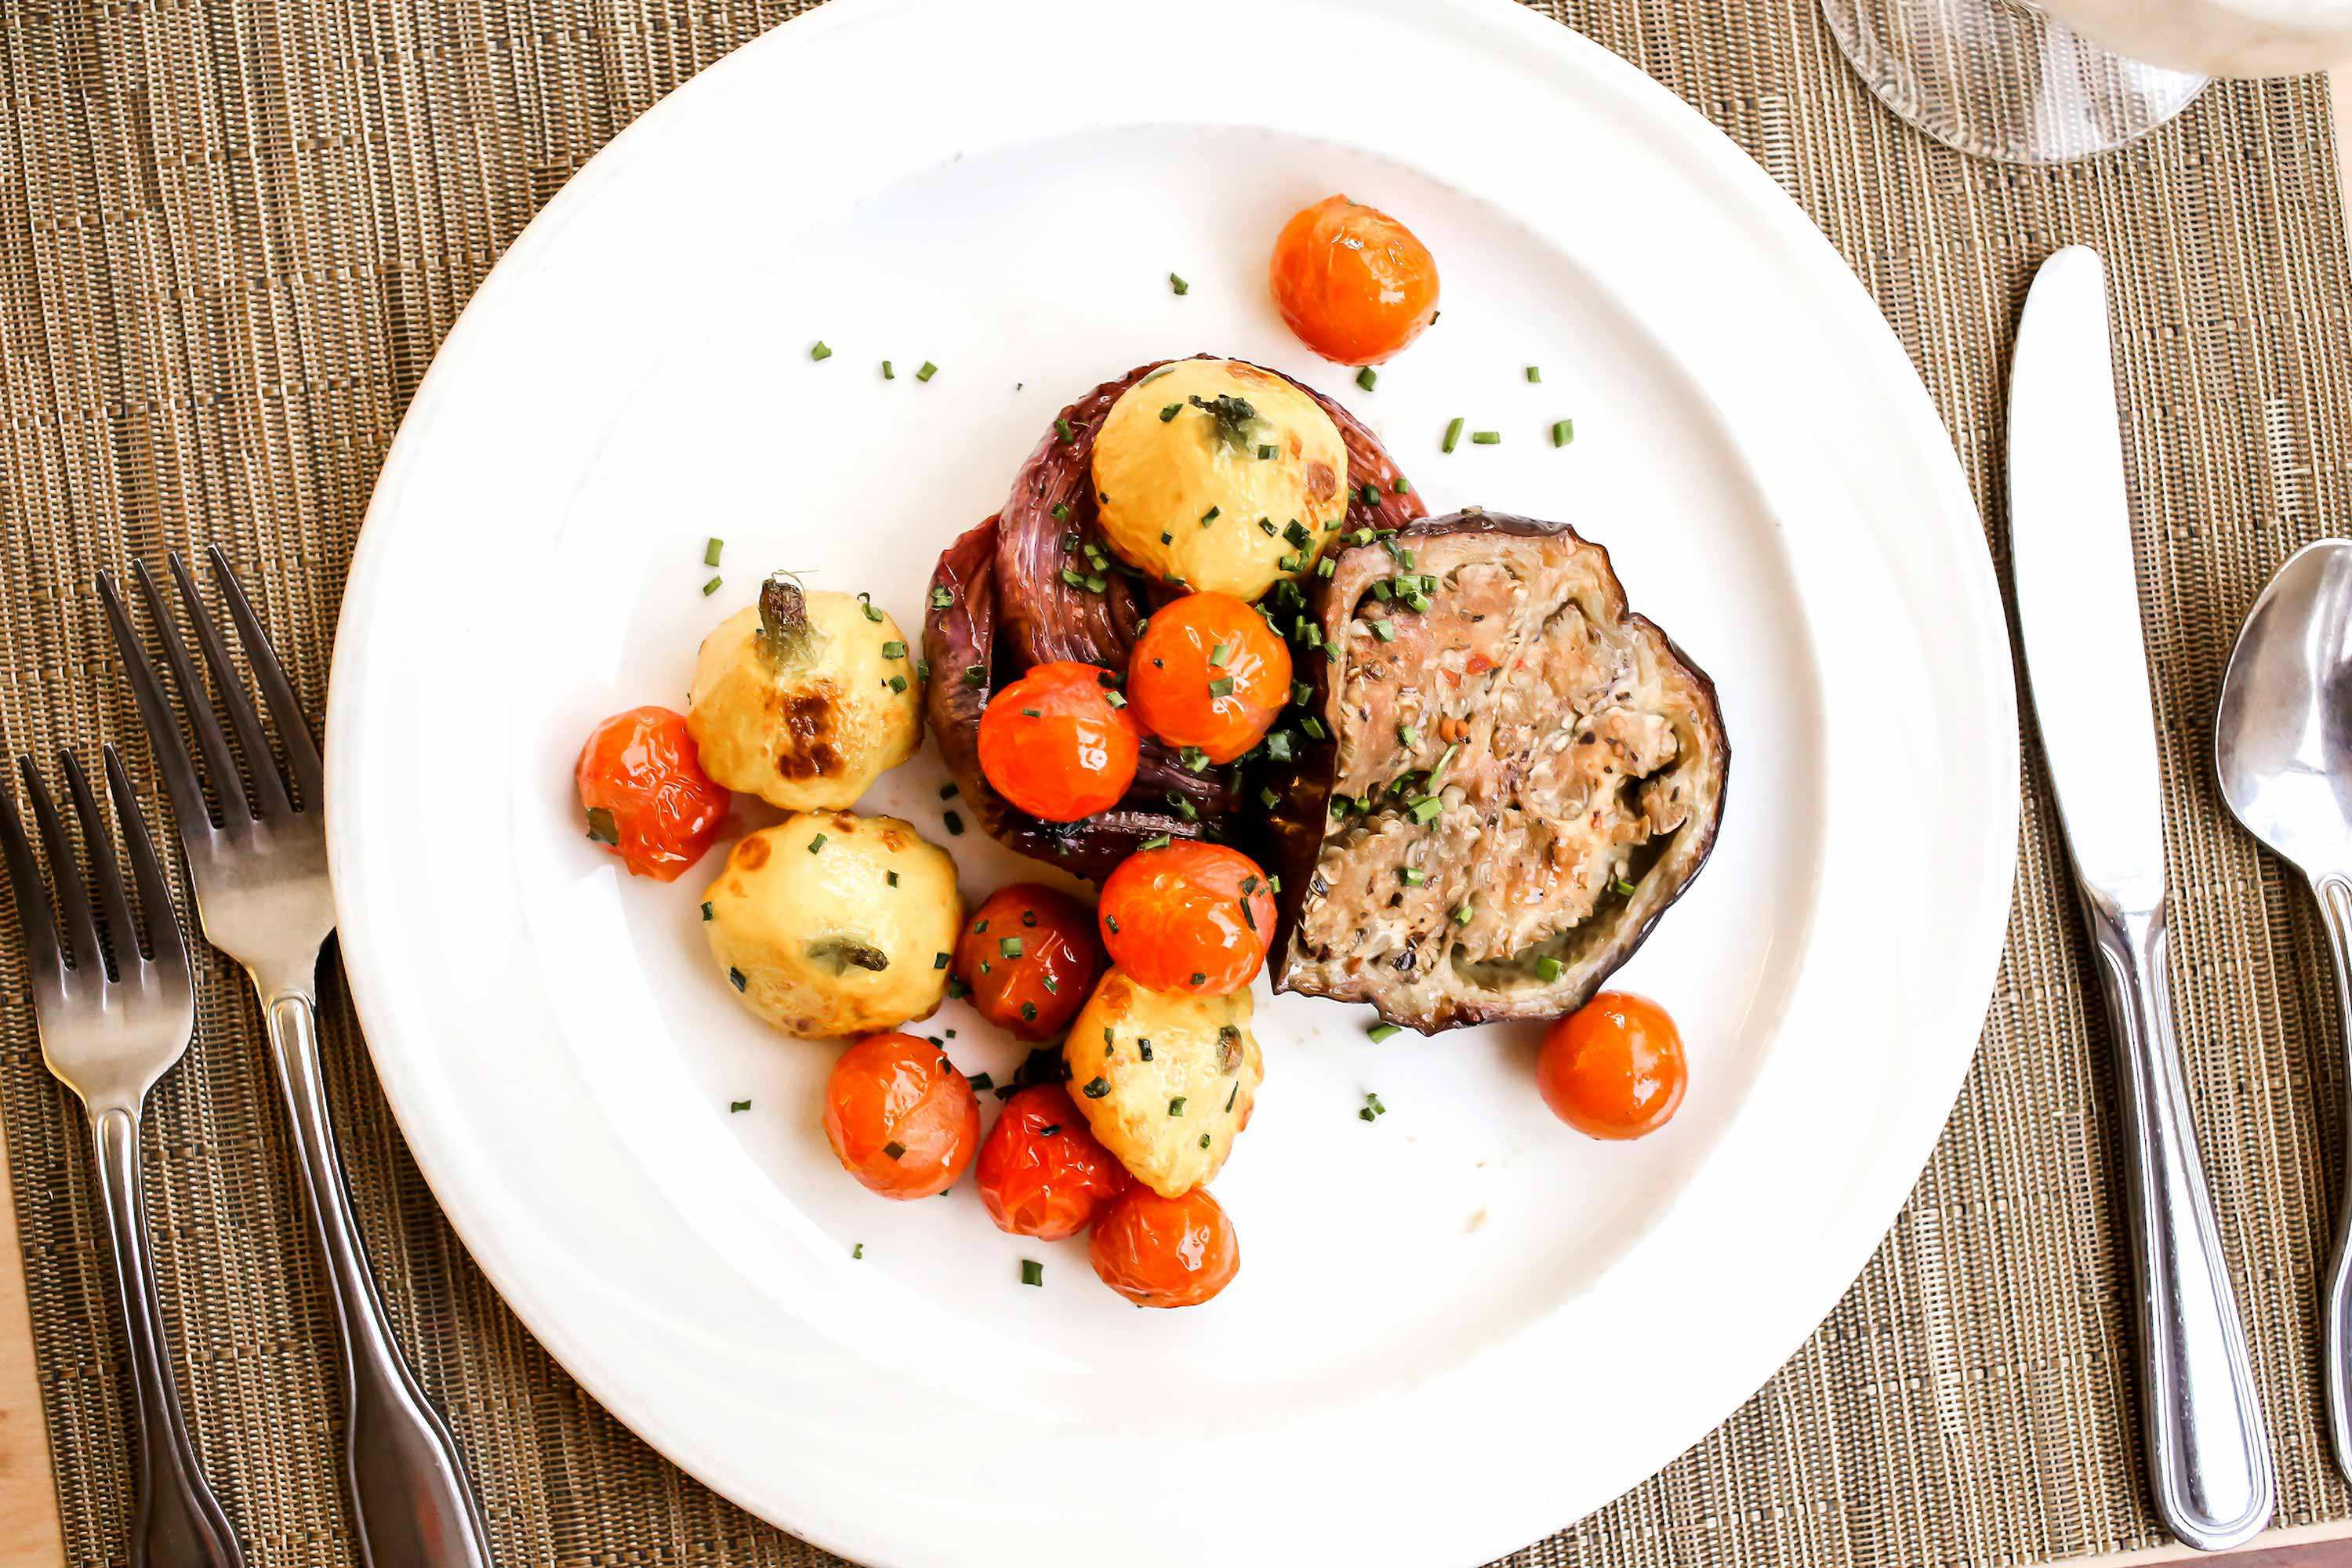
(2008, 244), (2274, 1552)
(2009, 245), (2168, 913)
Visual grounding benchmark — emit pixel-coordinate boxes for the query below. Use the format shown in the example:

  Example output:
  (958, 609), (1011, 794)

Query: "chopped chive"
(1301, 716), (1327, 741)
(700, 900), (714, 920)
(1192, 972), (1207, 985)
(1372, 579), (1393, 603)
(1443, 417), (1464, 453)
(1055, 417), (1074, 444)
(1208, 676), (1236, 699)
(1051, 503), (1071, 521)
(807, 833), (826, 853)
(1225, 1081), (1239, 1111)
(1180, 747), (1210, 772)
(1395, 476), (1410, 493)
(882, 359), (895, 379)
(1316, 557), (1337, 579)
(882, 1141), (906, 1160)
(1160, 404), (1181, 423)
(1200, 506), (1221, 526)
(1526, 365), (1541, 383)
(1553, 419), (1575, 447)
(702, 538), (724, 567)
(1613, 877), (1639, 897)
(1199, 1132), (1211, 1149)
(931, 586), (954, 609)
(730, 1098), (751, 1112)
(1141, 834), (1172, 851)
(728, 967), (746, 992)
(967, 1072), (994, 1092)
(1265, 731), (1294, 761)
(882, 640), (907, 659)
(1169, 272), (1189, 296)
(1169, 1096), (1187, 1116)
(1000, 936), (1024, 958)
(701, 575), (723, 597)
(1105, 690), (1127, 708)
(1371, 620), (1396, 642)
(1400, 867), (1426, 886)
(931, 951), (949, 969)
(943, 811), (964, 836)
(1209, 642), (1232, 666)
(1356, 367), (1377, 391)
(810, 341), (832, 361)
(1471, 430), (1501, 445)
(1258, 443), (1276, 460)
(1082, 1076), (1110, 1099)
(916, 361), (938, 382)
(1408, 797), (1443, 825)
(1259, 786), (1279, 808)
(1535, 955), (1565, 982)
(1399, 722), (1421, 748)
(852, 1242), (864, 1258)
(1020, 1258), (1044, 1286)
(1138, 1039), (1152, 1059)
(887, 673), (907, 693)
(1452, 902), (1475, 925)
(1368, 1022), (1400, 1043)
(858, 593), (885, 622)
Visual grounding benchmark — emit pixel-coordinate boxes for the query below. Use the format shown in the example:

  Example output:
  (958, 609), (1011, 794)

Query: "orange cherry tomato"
(953, 884), (1105, 1040)
(575, 705), (730, 882)
(977, 661), (1142, 822)
(975, 1083), (1131, 1240)
(1537, 993), (1687, 1140)
(1269, 194), (1441, 366)
(1097, 842), (1276, 997)
(821, 1033), (982, 1200)
(1127, 593), (1293, 765)
(1089, 1185), (1240, 1308)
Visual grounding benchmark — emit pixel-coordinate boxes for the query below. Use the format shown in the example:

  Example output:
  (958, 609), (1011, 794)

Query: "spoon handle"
(2085, 895), (2275, 1550)
(2313, 871), (2352, 1483)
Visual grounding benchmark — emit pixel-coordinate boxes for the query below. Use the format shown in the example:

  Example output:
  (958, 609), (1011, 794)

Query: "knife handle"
(2086, 894), (2274, 1551)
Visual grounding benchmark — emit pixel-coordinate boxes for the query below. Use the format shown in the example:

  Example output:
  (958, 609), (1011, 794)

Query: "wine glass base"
(1820, 0), (2210, 163)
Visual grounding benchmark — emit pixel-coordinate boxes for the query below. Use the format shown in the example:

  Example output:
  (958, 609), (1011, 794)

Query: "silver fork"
(0, 746), (245, 1568)
(102, 547), (494, 1568)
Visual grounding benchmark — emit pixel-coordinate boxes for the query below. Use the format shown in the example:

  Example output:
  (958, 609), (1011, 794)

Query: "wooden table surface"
(1, 63), (2350, 1568)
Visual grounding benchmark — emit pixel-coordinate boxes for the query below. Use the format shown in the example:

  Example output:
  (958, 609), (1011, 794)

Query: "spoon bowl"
(2215, 534), (2352, 1486)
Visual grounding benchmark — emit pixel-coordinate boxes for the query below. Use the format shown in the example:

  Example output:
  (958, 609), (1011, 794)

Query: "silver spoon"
(2216, 535), (2352, 1482)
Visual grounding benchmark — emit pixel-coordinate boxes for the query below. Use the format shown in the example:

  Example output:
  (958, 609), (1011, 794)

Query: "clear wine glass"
(1820, 0), (2210, 163)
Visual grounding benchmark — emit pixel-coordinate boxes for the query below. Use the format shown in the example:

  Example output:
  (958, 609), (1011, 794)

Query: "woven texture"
(1, 1), (2347, 1564)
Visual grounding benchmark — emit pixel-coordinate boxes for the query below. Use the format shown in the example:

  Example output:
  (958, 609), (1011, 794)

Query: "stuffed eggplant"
(1260, 509), (1728, 1033)
(922, 356), (1421, 880)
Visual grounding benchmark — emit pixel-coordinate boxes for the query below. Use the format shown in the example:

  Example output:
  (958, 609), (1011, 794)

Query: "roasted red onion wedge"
(922, 358), (1422, 880)
(1260, 510), (1729, 1033)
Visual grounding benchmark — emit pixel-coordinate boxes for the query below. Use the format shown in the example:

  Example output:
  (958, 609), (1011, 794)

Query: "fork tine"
(59, 751), (136, 975)
(128, 557), (250, 829)
(206, 545), (323, 809)
(104, 745), (187, 980)
(100, 571), (215, 840)
(168, 551), (291, 818)
(0, 767), (65, 989)
(20, 757), (102, 977)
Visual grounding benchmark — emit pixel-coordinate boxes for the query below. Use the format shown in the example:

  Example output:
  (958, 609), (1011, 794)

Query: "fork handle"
(2085, 895), (2275, 1551)
(90, 1105), (247, 1568)
(260, 985), (494, 1568)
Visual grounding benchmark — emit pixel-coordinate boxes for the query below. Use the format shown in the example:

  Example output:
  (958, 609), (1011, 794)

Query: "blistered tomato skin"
(1537, 993), (1688, 1140)
(1269, 194), (1441, 366)
(1098, 843), (1278, 997)
(953, 884), (1105, 1040)
(975, 1083), (1130, 1240)
(1089, 1186), (1240, 1308)
(1127, 593), (1294, 765)
(575, 706), (731, 881)
(821, 1033), (982, 1200)
(976, 661), (1143, 822)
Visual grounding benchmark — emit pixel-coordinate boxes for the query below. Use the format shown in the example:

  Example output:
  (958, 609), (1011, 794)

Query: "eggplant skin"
(1259, 509), (1730, 1033)
(920, 357), (1423, 882)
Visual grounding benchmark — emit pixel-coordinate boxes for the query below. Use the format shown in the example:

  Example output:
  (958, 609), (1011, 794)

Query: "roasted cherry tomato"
(976, 1083), (1131, 1240)
(977, 661), (1142, 822)
(1537, 993), (1687, 1140)
(821, 1033), (982, 1200)
(1127, 593), (1293, 765)
(1097, 842), (1276, 997)
(1269, 194), (1441, 366)
(575, 705), (730, 882)
(953, 884), (1105, 1040)
(1089, 1185), (1240, 1308)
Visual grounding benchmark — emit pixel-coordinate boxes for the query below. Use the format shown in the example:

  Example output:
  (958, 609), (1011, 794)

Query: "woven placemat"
(2, 1), (2348, 1564)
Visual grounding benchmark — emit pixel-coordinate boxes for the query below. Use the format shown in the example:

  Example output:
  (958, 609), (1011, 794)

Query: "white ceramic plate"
(326, 1), (2018, 1563)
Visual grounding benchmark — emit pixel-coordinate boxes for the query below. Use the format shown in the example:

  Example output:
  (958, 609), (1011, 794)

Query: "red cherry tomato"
(1269, 194), (1441, 365)
(1537, 993), (1687, 1140)
(1089, 1186), (1240, 1308)
(975, 1083), (1130, 1240)
(575, 706), (730, 881)
(821, 1033), (982, 1199)
(1098, 843), (1276, 997)
(953, 884), (1105, 1040)
(1127, 593), (1293, 765)
(977, 661), (1142, 822)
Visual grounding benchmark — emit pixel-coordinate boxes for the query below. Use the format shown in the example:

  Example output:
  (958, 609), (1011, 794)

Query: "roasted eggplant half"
(1260, 510), (1728, 1033)
(921, 356), (1422, 880)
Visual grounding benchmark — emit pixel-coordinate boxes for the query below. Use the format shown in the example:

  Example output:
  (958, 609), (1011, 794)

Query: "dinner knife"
(2009, 245), (2275, 1552)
